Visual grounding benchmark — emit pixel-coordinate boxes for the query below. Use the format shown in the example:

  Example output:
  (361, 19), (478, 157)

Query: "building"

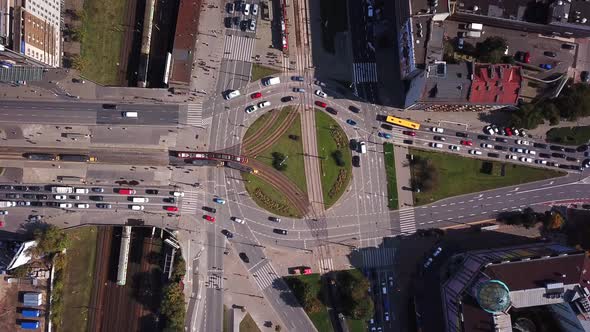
(23, 292), (42, 306)
(420, 242), (590, 332)
(0, 0), (61, 67)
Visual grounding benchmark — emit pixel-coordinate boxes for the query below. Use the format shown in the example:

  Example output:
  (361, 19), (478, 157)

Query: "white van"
(130, 205), (144, 211)
(262, 77), (281, 86)
(382, 287), (387, 295)
(132, 197), (149, 203)
(123, 111), (138, 118)
(243, 3), (250, 15)
(75, 188), (89, 194)
(359, 141), (367, 154)
(224, 89), (241, 100)
(59, 203), (72, 208)
(76, 203), (89, 209)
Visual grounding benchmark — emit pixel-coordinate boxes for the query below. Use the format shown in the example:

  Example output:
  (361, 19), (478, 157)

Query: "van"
(262, 77), (281, 86)
(76, 203), (89, 209)
(359, 141), (367, 154)
(224, 89), (241, 100)
(467, 23), (483, 31)
(132, 197), (149, 203)
(130, 205), (145, 211)
(123, 111), (138, 118)
(75, 188), (89, 194)
(367, 5), (374, 17)
(243, 3), (250, 15)
(382, 287), (387, 295)
(59, 203), (72, 208)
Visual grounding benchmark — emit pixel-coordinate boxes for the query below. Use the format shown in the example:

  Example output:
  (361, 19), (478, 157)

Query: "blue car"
(540, 63), (553, 70)
(346, 119), (357, 126)
(378, 132), (392, 139)
(213, 198), (226, 204)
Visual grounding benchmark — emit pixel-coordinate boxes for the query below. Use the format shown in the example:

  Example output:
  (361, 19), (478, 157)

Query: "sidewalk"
(393, 145), (413, 208)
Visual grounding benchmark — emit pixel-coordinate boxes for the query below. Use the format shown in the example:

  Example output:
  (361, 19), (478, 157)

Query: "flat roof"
(421, 61), (472, 102)
(169, 0), (200, 86)
(455, 0), (550, 23)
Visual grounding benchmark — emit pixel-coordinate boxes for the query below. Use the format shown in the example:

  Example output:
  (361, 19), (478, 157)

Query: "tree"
(476, 37), (508, 64)
(161, 283), (186, 330)
(275, 325), (282, 331)
(545, 212), (565, 230)
(171, 255), (186, 282)
(11, 265), (30, 278)
(332, 150), (345, 167)
(272, 152), (287, 171)
(32, 225), (69, 258)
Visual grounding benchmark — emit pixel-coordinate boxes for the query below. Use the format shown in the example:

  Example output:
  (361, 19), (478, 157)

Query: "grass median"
(251, 64), (281, 82)
(243, 172), (302, 218)
(284, 274), (334, 332)
(316, 110), (352, 208)
(409, 149), (566, 205)
(546, 126), (590, 146)
(61, 226), (98, 332)
(239, 313), (261, 332)
(383, 143), (399, 210)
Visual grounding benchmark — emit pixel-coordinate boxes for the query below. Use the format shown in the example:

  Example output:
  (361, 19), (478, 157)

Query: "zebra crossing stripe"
(361, 248), (395, 268)
(352, 63), (378, 83)
(251, 263), (278, 290)
(223, 35), (255, 62)
(399, 208), (416, 234)
(318, 258), (334, 272)
(180, 190), (200, 214)
(207, 273), (223, 289)
(187, 103), (203, 127)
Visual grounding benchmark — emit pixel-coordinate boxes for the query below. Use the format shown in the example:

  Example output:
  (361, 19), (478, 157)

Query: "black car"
(582, 71), (590, 83)
(477, 135), (489, 140)
(239, 252), (250, 263)
(46, 202), (59, 207)
(96, 203), (112, 209)
(90, 196), (104, 201)
(273, 228), (288, 235)
(146, 189), (159, 195)
(577, 145), (588, 152)
(495, 137), (508, 143)
(6, 193), (19, 199)
(0, 185), (13, 190)
(403, 139), (414, 145)
(381, 123), (393, 131)
(352, 156), (360, 167)
(349, 106), (360, 113)
(434, 136), (445, 141)
(494, 145), (507, 151)
(165, 197), (177, 203)
(36, 194), (48, 200)
(27, 186), (41, 191)
(226, 2), (234, 13)
(91, 187), (104, 193)
(488, 153), (500, 158)
(221, 229), (234, 238)
(571, 165), (583, 171)
(269, 216), (281, 222)
(30, 201), (43, 207)
(102, 103), (117, 109)
(325, 107), (338, 115)
(291, 76), (304, 82)
(13, 186), (26, 191)
(550, 145), (565, 151)
(224, 17), (232, 28)
(583, 159), (590, 168)
(539, 153), (551, 158)
(564, 147), (577, 153)
(559, 164), (570, 169)
(23, 194), (35, 199)
(566, 156), (580, 162)
(544, 51), (557, 57)
(203, 206), (217, 213)
(233, 16), (240, 26)
(350, 139), (358, 151)
(456, 132), (468, 138)
(552, 153), (566, 158)
(281, 96), (295, 102)
(562, 43), (576, 50)
(533, 143), (547, 149)
(16, 201), (30, 206)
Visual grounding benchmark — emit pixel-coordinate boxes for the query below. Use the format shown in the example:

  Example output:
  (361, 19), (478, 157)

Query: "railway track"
(245, 108), (299, 156)
(242, 109), (282, 147)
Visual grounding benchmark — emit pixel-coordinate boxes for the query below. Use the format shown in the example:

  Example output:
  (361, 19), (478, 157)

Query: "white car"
(433, 247), (443, 256)
(525, 149), (536, 155)
(178, 152), (190, 158)
(430, 142), (443, 148)
(469, 149), (482, 155)
(513, 128), (521, 136)
(54, 195), (66, 200)
(431, 127), (444, 133)
(481, 143), (493, 149)
(510, 147), (524, 153)
(424, 257), (433, 268)
(258, 101), (271, 108)
(449, 145), (460, 151)
(232, 217), (245, 224)
(314, 90), (327, 98)
(245, 105), (258, 114)
(243, 3), (250, 15)
(484, 126), (495, 135)
(172, 191), (185, 197)
(0, 210), (7, 215)
(516, 139), (529, 145)
(249, 20), (256, 31)
(507, 155), (518, 160)
(252, 4), (259, 16)
(520, 157), (533, 163)
(384, 312), (390, 322)
(76, 203), (89, 209)
(59, 203), (72, 208)
(535, 159), (548, 165)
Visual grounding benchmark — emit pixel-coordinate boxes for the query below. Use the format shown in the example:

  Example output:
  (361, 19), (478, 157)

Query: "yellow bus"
(385, 116), (421, 130)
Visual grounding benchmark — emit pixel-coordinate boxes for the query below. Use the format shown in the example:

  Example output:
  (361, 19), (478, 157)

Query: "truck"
(51, 186), (74, 194)
(23, 153), (57, 161)
(74, 188), (89, 194)
(118, 188), (136, 195)
(21, 309), (40, 318)
(20, 321), (40, 329)
(57, 154), (97, 162)
(0, 201), (15, 208)
(466, 31), (482, 38)
(262, 77), (281, 86)
(466, 23), (483, 31)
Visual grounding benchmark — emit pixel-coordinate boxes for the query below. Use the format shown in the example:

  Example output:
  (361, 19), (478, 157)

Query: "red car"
(315, 101), (327, 108)
(523, 52), (531, 63)
(251, 92), (262, 99)
(165, 206), (178, 212)
(118, 188), (136, 195)
(205, 215), (216, 222)
(403, 131), (417, 136)
(505, 127), (513, 136)
(460, 140), (473, 146)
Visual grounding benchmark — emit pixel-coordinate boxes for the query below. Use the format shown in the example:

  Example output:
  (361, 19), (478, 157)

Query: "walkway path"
(300, 108), (325, 218)
(394, 145), (417, 234)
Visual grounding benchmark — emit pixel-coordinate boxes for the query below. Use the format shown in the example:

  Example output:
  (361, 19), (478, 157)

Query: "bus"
(385, 116), (421, 130)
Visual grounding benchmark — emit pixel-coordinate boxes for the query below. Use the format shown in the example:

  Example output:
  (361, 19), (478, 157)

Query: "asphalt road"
(348, 0), (379, 102)
(0, 100), (180, 126)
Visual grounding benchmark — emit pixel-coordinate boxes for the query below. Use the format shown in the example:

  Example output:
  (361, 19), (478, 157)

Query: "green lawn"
(251, 64), (281, 82)
(316, 110), (352, 208)
(61, 226), (98, 332)
(284, 274), (334, 332)
(244, 111), (274, 141)
(259, 112), (307, 193)
(546, 126), (590, 146)
(246, 107), (295, 149)
(383, 143), (398, 210)
(346, 318), (366, 332)
(243, 172), (302, 218)
(409, 149), (566, 205)
(79, 0), (127, 84)
(239, 313), (261, 332)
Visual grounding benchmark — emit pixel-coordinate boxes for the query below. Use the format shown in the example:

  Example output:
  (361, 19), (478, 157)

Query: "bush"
(272, 152), (287, 171)
(332, 150), (345, 167)
(161, 283), (186, 330)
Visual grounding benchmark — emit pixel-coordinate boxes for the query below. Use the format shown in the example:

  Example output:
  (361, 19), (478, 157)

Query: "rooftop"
(455, 0), (551, 24)
(469, 64), (522, 104)
(421, 61), (472, 102)
(169, 0), (200, 86)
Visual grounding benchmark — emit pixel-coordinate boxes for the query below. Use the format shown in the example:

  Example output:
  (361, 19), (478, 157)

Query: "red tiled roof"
(469, 64), (522, 104)
(170, 0), (201, 85)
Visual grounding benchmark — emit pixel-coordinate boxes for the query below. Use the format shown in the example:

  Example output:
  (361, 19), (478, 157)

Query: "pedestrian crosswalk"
(250, 262), (279, 290)
(180, 190), (200, 214)
(206, 273), (223, 289)
(318, 258), (334, 272)
(352, 62), (378, 83)
(187, 103), (203, 127)
(223, 35), (255, 62)
(399, 208), (416, 234)
(361, 247), (395, 268)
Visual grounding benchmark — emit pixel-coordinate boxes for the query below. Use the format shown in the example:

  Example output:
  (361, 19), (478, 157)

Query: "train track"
(88, 226), (112, 332)
(245, 108), (299, 156)
(242, 109), (282, 147)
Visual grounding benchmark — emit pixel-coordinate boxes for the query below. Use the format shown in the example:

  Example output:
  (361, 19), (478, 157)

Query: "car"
(258, 101), (271, 108)
(27, 186), (41, 191)
(577, 144), (588, 152)
(512, 128), (521, 137)
(384, 312), (390, 322)
(434, 136), (446, 141)
(291, 76), (304, 82)
(91, 187), (104, 193)
(325, 107), (338, 115)
(381, 123), (393, 131)
(45, 202), (59, 207)
(457, 37), (464, 50)
(243, 3), (250, 15)
(540, 63), (553, 70)
(146, 189), (159, 195)
(565, 147), (577, 153)
(403, 131), (417, 136)
(0, 185), (13, 190)
(544, 51), (557, 57)
(245, 105), (258, 113)
(172, 191), (184, 197)
(431, 127), (444, 133)
(488, 152), (500, 158)
(539, 153), (551, 158)
(456, 132), (468, 138)
(213, 198), (226, 204)
(54, 195), (66, 200)
(533, 143), (548, 149)
(378, 132), (392, 139)
(349, 106), (360, 113)
(496, 137), (508, 143)
(562, 43), (576, 50)
(59, 203), (72, 208)
(535, 159), (548, 165)
(424, 257), (433, 269)
(13, 186), (26, 191)
(224, 17), (232, 28)
(0, 211), (6, 216)
(349, 139), (358, 151)
(178, 152), (190, 158)
(495, 145), (507, 151)
(36, 194), (47, 200)
(352, 156), (360, 167)
(16, 201), (30, 206)
(582, 71), (590, 83)
(433, 247), (443, 257)
(269, 216), (281, 223)
(232, 217), (245, 224)
(346, 119), (357, 126)
(516, 139), (529, 145)
(548, 161), (560, 167)
(477, 135), (490, 140)
(315, 101), (327, 108)
(239, 252), (250, 263)
(251, 92), (262, 99)
(97, 203), (112, 209)
(204, 215), (216, 222)
(520, 157), (533, 163)
(76, 203), (90, 209)
(70, 195), (80, 200)
(521, 51), (531, 63)
(583, 159), (590, 168)
(449, 145), (460, 151)
(504, 127), (513, 136)
(481, 143), (494, 149)
(567, 156), (580, 162)
(403, 139), (414, 145)
(314, 80), (327, 87)
(510, 147), (524, 153)
(6, 193), (19, 199)
(358, 141), (366, 154)
(552, 153), (566, 158)
(221, 229), (234, 238)
(519, 129), (528, 137)
(525, 149), (536, 155)
(249, 20), (256, 31)
(507, 155), (518, 160)
(273, 228), (288, 235)
(293, 88), (305, 93)
(314, 90), (327, 98)
(281, 96), (295, 102)
(203, 206), (217, 213)
(165, 206), (178, 212)
(252, 3), (259, 15)
(430, 142), (443, 148)
(484, 126), (495, 135)
(550, 145), (565, 151)
(90, 196), (104, 201)
(469, 150), (483, 155)
(460, 140), (473, 146)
